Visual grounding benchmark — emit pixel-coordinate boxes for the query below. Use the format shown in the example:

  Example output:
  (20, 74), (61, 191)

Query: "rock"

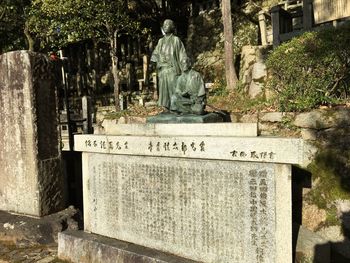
(300, 128), (318, 141)
(317, 226), (343, 243)
(248, 81), (263, 98)
(295, 224), (330, 263)
(294, 109), (350, 129)
(302, 204), (327, 231)
(260, 112), (286, 122)
(251, 61), (267, 81)
(258, 122), (280, 135)
(117, 116), (126, 124)
(240, 113), (258, 123)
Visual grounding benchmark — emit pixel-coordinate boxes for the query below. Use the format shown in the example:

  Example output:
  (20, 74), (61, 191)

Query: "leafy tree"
(28, 0), (140, 110)
(0, 0), (31, 53)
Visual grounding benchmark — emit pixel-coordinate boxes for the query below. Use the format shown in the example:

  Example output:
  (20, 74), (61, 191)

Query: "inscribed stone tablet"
(83, 154), (281, 263)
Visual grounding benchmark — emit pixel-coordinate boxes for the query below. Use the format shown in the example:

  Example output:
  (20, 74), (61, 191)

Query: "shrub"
(266, 23), (350, 111)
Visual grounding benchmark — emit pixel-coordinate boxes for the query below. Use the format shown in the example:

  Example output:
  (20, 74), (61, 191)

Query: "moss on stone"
(306, 149), (350, 226)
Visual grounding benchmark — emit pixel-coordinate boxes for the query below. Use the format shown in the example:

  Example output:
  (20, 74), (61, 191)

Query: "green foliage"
(266, 24), (350, 111)
(325, 205), (341, 227)
(27, 0), (140, 50)
(280, 115), (296, 130)
(0, 0), (31, 52)
(306, 149), (350, 210)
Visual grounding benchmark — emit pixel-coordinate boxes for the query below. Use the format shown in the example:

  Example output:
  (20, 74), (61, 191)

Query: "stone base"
(58, 230), (198, 263)
(146, 112), (223, 123)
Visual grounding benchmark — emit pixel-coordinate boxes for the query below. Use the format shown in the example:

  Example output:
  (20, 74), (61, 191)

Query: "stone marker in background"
(0, 51), (64, 217)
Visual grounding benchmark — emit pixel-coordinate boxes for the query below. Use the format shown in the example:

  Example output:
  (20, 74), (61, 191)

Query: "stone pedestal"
(0, 51), (63, 217)
(58, 124), (307, 262)
(146, 112), (223, 123)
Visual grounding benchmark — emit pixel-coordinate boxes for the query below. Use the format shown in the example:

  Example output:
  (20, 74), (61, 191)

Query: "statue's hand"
(181, 91), (189, 97)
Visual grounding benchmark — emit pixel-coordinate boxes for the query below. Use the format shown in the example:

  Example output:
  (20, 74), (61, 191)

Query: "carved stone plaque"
(83, 153), (290, 263)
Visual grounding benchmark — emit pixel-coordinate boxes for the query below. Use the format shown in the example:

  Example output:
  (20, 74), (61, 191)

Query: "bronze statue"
(170, 58), (206, 115)
(151, 19), (187, 110)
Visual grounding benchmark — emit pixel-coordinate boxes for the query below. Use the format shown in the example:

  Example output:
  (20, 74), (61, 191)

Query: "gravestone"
(0, 51), (64, 217)
(58, 124), (307, 263)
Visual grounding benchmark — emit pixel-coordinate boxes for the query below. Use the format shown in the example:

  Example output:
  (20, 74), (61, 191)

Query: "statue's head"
(181, 57), (192, 72)
(162, 19), (175, 34)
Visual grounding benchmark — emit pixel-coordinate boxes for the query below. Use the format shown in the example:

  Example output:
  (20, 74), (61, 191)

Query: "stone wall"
(230, 108), (350, 146)
(239, 45), (271, 98)
(0, 51), (64, 217)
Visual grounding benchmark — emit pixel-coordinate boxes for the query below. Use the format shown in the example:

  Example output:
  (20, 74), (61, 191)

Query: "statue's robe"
(170, 69), (206, 115)
(151, 34), (187, 109)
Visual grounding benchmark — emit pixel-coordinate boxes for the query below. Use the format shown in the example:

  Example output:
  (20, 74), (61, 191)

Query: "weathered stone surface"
(260, 112), (291, 123)
(241, 113), (259, 123)
(249, 81), (263, 98)
(58, 230), (198, 263)
(0, 51), (63, 216)
(302, 204), (327, 231)
(95, 122), (258, 137)
(300, 128), (318, 141)
(293, 109), (350, 129)
(251, 61), (267, 81)
(239, 45), (271, 97)
(240, 46), (256, 88)
(0, 206), (82, 246)
(75, 134), (306, 165)
(82, 153), (292, 263)
(295, 225), (330, 263)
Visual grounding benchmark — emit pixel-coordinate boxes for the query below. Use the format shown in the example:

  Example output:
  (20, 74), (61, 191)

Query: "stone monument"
(0, 51), (64, 217)
(58, 122), (309, 263)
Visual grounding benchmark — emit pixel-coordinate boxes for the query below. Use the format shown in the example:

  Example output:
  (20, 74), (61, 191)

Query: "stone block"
(74, 134), (306, 165)
(293, 109), (350, 129)
(96, 122), (258, 137)
(251, 61), (267, 81)
(300, 128), (318, 141)
(249, 81), (263, 98)
(260, 112), (293, 123)
(0, 51), (63, 217)
(58, 230), (197, 263)
(81, 153), (292, 263)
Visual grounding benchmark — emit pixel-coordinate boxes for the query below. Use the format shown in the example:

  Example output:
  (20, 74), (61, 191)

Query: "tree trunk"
(110, 31), (120, 111)
(24, 22), (35, 51)
(221, 0), (238, 90)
